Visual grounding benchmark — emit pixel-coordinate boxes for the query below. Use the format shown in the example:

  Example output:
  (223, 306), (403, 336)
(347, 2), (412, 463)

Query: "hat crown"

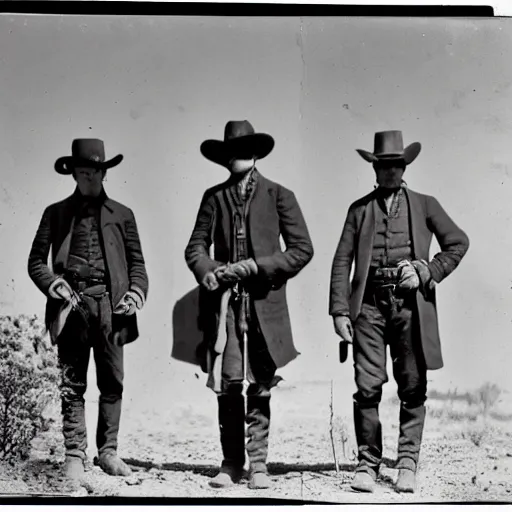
(374, 131), (404, 156)
(224, 120), (256, 141)
(71, 139), (106, 163)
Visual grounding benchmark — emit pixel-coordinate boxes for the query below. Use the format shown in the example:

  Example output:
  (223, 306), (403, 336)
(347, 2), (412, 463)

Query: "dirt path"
(1, 381), (511, 502)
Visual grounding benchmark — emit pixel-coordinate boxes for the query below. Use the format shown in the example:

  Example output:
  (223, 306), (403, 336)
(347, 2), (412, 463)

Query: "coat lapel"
(404, 188), (425, 260)
(246, 171), (272, 258)
(54, 217), (75, 269)
(357, 196), (376, 276)
(247, 171), (268, 223)
(53, 194), (78, 271)
(100, 198), (117, 292)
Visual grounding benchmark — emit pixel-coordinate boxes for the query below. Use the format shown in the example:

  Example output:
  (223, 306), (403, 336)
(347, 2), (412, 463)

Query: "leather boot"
(353, 401), (382, 475)
(396, 402), (425, 471)
(209, 395), (246, 488)
(246, 395), (271, 489)
(394, 402), (425, 493)
(63, 455), (85, 483)
(396, 468), (416, 493)
(351, 470), (376, 493)
(96, 451), (132, 476)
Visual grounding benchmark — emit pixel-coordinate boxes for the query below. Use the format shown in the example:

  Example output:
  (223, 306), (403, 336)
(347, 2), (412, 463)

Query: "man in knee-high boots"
(329, 131), (469, 493)
(185, 120), (313, 489)
(28, 139), (148, 484)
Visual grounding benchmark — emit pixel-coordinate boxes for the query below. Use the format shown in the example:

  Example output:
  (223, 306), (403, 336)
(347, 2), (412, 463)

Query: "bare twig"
(329, 379), (339, 474)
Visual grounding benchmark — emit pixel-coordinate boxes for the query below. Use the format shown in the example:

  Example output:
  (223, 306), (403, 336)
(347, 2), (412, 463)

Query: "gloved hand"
(48, 278), (74, 302)
(215, 258), (258, 285)
(412, 259), (434, 291)
(201, 270), (221, 291)
(333, 315), (354, 343)
(113, 291), (140, 316)
(397, 260), (420, 290)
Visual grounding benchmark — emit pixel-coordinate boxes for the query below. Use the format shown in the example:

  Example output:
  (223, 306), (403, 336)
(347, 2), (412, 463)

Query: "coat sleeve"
(254, 186), (314, 282)
(329, 206), (357, 317)
(124, 209), (149, 305)
(185, 191), (224, 285)
(27, 206), (58, 296)
(425, 196), (470, 284)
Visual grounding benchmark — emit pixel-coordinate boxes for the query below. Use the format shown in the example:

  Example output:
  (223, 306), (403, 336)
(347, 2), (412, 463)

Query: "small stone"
(126, 477), (143, 486)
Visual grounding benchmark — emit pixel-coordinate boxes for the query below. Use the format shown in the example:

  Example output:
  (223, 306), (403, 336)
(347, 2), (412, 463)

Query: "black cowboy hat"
(54, 139), (124, 175)
(356, 131), (421, 166)
(200, 120), (275, 168)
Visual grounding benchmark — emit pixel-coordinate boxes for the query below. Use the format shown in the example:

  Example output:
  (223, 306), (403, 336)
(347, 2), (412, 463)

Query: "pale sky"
(1, 15), (511, 406)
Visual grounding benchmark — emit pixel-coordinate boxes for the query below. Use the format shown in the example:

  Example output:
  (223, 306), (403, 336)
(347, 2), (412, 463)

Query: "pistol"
(339, 340), (350, 364)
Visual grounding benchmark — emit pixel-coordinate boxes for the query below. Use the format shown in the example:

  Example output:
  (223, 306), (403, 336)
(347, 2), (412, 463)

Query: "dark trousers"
(217, 299), (275, 472)
(353, 290), (427, 475)
(57, 292), (124, 460)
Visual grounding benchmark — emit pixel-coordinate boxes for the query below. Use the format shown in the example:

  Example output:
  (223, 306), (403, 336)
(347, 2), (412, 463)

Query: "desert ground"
(0, 372), (511, 503)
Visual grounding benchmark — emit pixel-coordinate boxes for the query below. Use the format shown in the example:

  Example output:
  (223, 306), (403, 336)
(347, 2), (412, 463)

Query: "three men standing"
(329, 131), (469, 493)
(28, 139), (148, 483)
(185, 121), (314, 489)
(25, 129), (469, 496)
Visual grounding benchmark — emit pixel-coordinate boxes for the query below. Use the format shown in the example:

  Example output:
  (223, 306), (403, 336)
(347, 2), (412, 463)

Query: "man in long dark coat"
(329, 131), (469, 493)
(185, 120), (314, 489)
(28, 139), (148, 483)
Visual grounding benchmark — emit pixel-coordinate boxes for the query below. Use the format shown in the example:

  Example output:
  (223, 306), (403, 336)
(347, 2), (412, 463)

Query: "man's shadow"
(171, 286), (204, 368)
(122, 458), (398, 478)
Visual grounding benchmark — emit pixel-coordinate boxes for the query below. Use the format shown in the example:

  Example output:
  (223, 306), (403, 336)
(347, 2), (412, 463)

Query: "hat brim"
(54, 154), (124, 175)
(356, 142), (421, 166)
(200, 133), (275, 168)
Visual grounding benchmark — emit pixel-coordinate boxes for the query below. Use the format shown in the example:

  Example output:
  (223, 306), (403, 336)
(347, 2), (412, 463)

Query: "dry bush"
(473, 383), (502, 416)
(0, 314), (60, 461)
(461, 426), (486, 447)
(427, 382), (503, 424)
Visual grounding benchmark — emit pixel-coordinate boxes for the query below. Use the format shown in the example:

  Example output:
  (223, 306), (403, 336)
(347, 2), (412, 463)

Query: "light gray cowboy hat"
(55, 139), (123, 175)
(356, 131), (421, 165)
(200, 120), (275, 168)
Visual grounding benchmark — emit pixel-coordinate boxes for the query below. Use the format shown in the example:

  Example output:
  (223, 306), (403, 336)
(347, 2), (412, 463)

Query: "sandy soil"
(1, 379), (511, 503)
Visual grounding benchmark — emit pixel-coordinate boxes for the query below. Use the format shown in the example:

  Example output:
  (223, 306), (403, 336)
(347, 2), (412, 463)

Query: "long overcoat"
(329, 187), (469, 370)
(28, 188), (149, 346)
(185, 171), (314, 369)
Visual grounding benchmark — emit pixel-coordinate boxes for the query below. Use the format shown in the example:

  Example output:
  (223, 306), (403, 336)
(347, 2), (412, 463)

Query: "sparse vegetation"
(0, 315), (60, 461)
(428, 383), (503, 413)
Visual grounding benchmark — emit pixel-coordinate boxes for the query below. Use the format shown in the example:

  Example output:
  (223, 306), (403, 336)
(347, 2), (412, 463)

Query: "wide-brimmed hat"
(356, 131), (421, 165)
(200, 120), (275, 168)
(54, 139), (124, 175)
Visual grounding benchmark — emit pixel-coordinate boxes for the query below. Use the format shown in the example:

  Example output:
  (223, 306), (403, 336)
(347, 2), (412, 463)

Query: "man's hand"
(48, 278), (74, 302)
(397, 260), (420, 290)
(114, 291), (140, 316)
(215, 259), (258, 285)
(201, 270), (221, 291)
(333, 315), (354, 343)
(412, 259), (434, 291)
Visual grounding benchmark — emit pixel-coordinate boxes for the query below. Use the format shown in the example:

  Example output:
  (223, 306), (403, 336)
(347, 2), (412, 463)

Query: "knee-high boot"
(246, 395), (271, 489)
(209, 394), (246, 487)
